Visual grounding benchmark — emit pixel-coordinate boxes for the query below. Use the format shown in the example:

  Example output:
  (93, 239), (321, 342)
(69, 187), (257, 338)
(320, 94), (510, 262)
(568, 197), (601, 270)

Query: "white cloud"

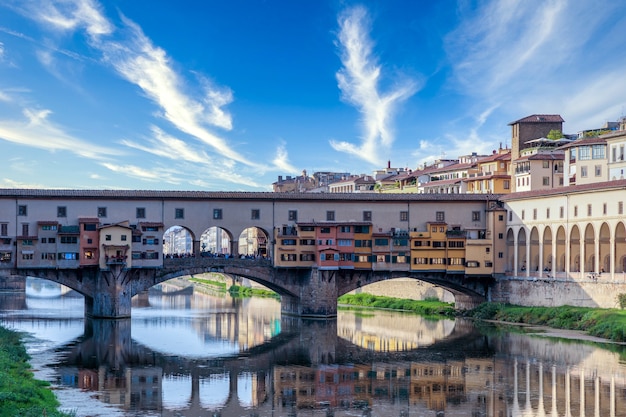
(330, 5), (418, 165)
(272, 143), (298, 174)
(120, 126), (212, 165)
(0, 107), (121, 159)
(100, 162), (182, 184)
(24, 0), (112, 38)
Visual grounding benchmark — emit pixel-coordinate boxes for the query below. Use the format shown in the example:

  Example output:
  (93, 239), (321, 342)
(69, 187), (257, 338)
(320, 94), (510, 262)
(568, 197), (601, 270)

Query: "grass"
(188, 276), (228, 290)
(338, 293), (455, 318)
(228, 285), (280, 299)
(0, 326), (75, 417)
(469, 303), (626, 343)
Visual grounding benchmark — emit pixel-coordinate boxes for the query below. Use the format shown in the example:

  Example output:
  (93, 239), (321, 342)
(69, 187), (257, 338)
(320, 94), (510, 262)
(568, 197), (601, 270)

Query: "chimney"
(278, 175), (283, 182)
(387, 160), (391, 169)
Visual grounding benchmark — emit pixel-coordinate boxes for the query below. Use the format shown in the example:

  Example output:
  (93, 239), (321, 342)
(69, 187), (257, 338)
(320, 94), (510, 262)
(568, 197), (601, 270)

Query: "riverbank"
(0, 326), (73, 417)
(188, 274), (279, 299)
(338, 293), (455, 317)
(469, 302), (626, 343)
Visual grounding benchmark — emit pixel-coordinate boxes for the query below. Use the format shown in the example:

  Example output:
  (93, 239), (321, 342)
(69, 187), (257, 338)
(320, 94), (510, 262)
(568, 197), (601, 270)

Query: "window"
(508, 211), (512, 221)
(57, 206), (67, 217)
(21, 224), (28, 236)
(603, 203), (607, 215)
(592, 144), (605, 159)
(58, 252), (78, 260)
(175, 208), (184, 219)
(546, 208), (550, 219)
(320, 227), (331, 233)
(587, 204), (592, 216)
(84, 250), (95, 259)
(485, 247), (490, 253)
(542, 177), (550, 186)
(0, 224), (7, 236)
(413, 257), (428, 265)
(436, 211), (445, 222)
(300, 254), (315, 262)
(466, 261), (480, 268)
(620, 201), (624, 215)
(533, 209), (537, 220)
(363, 211), (372, 221)
(574, 206), (578, 217)
(521, 210), (525, 220)
(339, 226), (350, 233)
(503, 180), (510, 190)
(374, 238), (388, 246)
(136, 208), (146, 218)
(326, 211), (335, 221)
(498, 214), (504, 221)
(60, 236), (77, 244)
(581, 166), (588, 178)
(498, 233), (503, 239)
(22, 253), (33, 260)
(213, 208), (223, 220)
(1, 252), (12, 262)
(472, 211), (480, 221)
(498, 252), (504, 258)
(41, 238), (47, 243)
(595, 165), (602, 177)
(579, 146), (591, 160)
(18, 205), (27, 216)
(543, 160), (550, 168)
(251, 209), (260, 220)
(399, 211), (408, 221)
(560, 206), (564, 218)
(281, 239), (296, 245)
(338, 239), (352, 246)
(105, 234), (111, 241)
(121, 235), (127, 241)
(83, 223), (97, 231)
(97, 207), (107, 218)
(288, 210), (298, 221)
(354, 225), (369, 233)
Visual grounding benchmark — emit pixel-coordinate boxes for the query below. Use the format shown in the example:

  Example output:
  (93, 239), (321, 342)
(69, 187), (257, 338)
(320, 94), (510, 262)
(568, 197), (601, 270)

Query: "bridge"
(2, 187), (626, 317)
(15, 256), (490, 318)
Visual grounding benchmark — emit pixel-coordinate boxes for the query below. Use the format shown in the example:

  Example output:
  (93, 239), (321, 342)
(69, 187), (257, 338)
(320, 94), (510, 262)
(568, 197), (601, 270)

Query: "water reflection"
(1, 278), (626, 416)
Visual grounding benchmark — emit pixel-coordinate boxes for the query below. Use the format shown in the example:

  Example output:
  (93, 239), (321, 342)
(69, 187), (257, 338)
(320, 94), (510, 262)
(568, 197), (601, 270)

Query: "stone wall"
(349, 278), (455, 303)
(492, 278), (626, 309)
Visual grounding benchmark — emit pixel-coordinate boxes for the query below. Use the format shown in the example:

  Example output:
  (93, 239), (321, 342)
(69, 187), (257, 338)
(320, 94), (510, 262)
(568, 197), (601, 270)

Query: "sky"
(1, 0), (626, 191)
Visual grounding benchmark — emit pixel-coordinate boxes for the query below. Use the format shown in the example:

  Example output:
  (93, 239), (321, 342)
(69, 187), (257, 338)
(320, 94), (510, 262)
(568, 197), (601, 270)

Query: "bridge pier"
(280, 268), (338, 318)
(87, 265), (135, 319)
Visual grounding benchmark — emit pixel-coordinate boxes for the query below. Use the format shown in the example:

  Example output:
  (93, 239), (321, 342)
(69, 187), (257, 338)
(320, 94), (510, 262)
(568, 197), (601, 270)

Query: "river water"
(1, 278), (626, 417)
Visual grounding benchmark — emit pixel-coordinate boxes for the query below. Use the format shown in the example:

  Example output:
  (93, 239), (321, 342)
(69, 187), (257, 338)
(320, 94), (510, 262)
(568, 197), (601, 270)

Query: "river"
(1, 277), (626, 417)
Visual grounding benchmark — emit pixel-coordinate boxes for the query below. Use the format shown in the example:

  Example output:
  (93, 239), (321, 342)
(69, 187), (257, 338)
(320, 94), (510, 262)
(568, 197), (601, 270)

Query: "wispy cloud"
(272, 142), (298, 174)
(445, 0), (626, 132)
(330, 5), (418, 165)
(0, 107), (120, 159)
(100, 162), (182, 184)
(121, 126), (212, 165)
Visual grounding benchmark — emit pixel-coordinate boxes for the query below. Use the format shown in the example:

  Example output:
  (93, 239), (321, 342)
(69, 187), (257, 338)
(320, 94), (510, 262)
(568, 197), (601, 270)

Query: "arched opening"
(529, 227), (540, 273)
(615, 222), (626, 273)
(517, 228), (527, 273)
(506, 228), (515, 273)
(555, 226), (566, 273)
(542, 226), (553, 274)
(237, 227), (270, 258)
(569, 225), (580, 273)
(201, 227), (233, 257)
(163, 226), (195, 258)
(584, 224), (595, 272)
(599, 223), (610, 273)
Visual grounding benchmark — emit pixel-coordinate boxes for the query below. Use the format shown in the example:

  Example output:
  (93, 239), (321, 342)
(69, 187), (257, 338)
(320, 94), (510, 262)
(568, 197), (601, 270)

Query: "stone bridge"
(11, 256), (490, 318)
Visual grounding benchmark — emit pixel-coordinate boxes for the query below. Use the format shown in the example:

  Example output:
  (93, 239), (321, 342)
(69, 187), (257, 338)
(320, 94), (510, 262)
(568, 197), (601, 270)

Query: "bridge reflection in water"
(1, 280), (626, 416)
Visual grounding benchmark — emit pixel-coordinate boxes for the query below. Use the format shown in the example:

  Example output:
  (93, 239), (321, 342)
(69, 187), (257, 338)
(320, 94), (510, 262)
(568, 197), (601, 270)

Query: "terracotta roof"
(515, 152), (564, 162)
(0, 189), (497, 202)
(139, 222), (164, 228)
(421, 178), (463, 187)
(558, 136), (606, 150)
(500, 179), (626, 201)
(297, 221), (371, 227)
(508, 114), (564, 125)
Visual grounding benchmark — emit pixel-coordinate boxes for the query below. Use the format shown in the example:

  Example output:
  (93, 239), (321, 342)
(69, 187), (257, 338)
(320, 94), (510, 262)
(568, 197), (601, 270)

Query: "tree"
(547, 129), (564, 140)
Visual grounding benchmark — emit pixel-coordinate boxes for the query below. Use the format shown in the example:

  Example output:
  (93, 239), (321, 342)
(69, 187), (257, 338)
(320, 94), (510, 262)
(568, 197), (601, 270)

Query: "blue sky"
(1, 0), (625, 191)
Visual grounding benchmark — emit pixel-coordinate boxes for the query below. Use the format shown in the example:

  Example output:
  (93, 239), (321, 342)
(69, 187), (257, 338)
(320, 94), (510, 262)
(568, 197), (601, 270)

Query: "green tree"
(547, 129), (564, 140)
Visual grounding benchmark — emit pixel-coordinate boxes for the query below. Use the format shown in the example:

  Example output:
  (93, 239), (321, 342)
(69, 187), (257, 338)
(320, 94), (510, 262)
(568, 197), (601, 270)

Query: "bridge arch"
(599, 222), (610, 273)
(506, 228), (515, 272)
(529, 226), (540, 273)
(517, 227), (527, 273)
(163, 225), (195, 257)
(201, 226), (233, 256)
(236, 226), (270, 258)
(569, 225), (581, 272)
(542, 226), (553, 272)
(556, 226), (566, 273)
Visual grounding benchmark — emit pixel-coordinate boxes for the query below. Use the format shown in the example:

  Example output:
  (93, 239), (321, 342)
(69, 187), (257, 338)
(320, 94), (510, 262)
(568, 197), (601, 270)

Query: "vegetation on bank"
(0, 326), (73, 417)
(188, 276), (228, 291)
(469, 302), (626, 343)
(228, 284), (280, 299)
(338, 293), (455, 317)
